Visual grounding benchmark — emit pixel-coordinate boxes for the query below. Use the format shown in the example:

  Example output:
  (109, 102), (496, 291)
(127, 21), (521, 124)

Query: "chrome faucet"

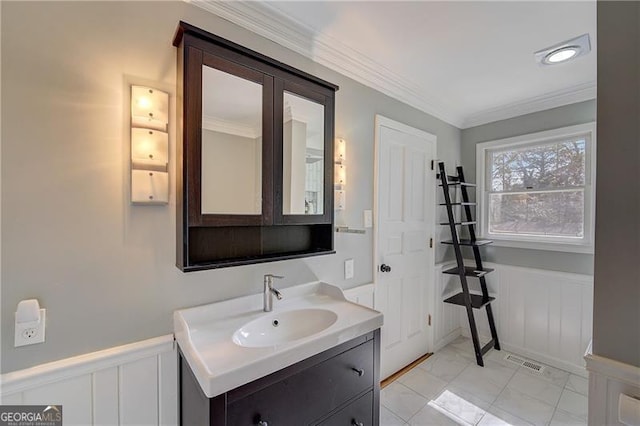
(263, 274), (284, 312)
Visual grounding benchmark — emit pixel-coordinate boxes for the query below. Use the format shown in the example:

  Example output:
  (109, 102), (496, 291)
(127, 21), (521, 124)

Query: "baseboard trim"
(501, 342), (588, 378)
(434, 327), (462, 353)
(461, 329), (588, 377)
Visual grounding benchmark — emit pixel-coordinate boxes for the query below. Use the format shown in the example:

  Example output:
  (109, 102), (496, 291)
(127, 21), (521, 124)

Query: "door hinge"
(428, 314), (432, 326)
(429, 238), (433, 248)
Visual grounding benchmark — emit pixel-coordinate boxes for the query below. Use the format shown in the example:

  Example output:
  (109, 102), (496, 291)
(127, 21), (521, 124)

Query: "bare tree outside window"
(487, 139), (586, 238)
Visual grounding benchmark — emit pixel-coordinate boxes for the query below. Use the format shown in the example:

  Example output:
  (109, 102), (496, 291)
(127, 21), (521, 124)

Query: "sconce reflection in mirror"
(130, 86), (169, 204)
(334, 138), (346, 210)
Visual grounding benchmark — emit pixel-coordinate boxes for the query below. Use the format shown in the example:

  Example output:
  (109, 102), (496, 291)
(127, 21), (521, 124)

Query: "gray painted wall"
(460, 101), (596, 274)
(592, 1), (640, 368)
(1, 1), (460, 372)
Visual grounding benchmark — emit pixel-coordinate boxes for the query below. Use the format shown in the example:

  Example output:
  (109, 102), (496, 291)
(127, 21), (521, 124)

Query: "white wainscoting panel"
(0, 335), (176, 426)
(93, 367), (119, 425)
(496, 264), (592, 375)
(437, 262), (593, 376)
(1, 392), (22, 405)
(433, 262), (463, 351)
(585, 342), (640, 425)
(120, 356), (159, 425)
(158, 350), (178, 425)
(23, 375), (92, 425)
(343, 283), (375, 309)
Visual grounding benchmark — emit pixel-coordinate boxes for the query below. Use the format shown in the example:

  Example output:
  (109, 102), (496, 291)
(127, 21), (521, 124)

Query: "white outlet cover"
(345, 258), (354, 279)
(15, 309), (46, 347)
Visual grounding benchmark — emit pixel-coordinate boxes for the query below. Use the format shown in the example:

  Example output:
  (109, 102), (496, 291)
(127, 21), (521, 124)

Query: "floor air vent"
(504, 354), (545, 374)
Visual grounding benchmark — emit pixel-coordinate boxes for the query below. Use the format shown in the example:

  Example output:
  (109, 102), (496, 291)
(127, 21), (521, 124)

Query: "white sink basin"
(232, 308), (338, 348)
(174, 281), (383, 397)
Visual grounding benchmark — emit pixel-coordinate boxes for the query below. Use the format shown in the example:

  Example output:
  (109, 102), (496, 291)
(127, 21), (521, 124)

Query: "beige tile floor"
(381, 337), (588, 426)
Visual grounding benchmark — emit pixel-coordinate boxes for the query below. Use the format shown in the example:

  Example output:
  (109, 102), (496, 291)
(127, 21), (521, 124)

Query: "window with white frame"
(476, 123), (595, 251)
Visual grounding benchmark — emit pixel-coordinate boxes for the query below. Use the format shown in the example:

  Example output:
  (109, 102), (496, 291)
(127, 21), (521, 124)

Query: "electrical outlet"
(345, 258), (354, 279)
(23, 328), (37, 339)
(15, 309), (46, 347)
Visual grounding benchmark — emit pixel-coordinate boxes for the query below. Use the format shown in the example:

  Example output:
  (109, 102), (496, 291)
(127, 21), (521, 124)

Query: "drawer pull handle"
(352, 420), (364, 426)
(351, 367), (365, 377)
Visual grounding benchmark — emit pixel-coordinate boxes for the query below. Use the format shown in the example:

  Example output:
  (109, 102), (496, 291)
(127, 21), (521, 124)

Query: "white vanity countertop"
(174, 281), (383, 398)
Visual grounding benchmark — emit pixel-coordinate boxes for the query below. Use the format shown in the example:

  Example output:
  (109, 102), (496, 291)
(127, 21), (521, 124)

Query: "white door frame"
(373, 115), (438, 358)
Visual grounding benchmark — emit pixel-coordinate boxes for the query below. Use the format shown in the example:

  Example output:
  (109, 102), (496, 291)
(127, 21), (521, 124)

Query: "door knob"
(380, 264), (391, 273)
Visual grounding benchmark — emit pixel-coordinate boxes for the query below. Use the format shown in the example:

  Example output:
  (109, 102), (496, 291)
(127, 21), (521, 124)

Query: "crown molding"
(189, 1), (596, 130)
(202, 116), (260, 139)
(189, 0), (465, 127)
(462, 82), (597, 129)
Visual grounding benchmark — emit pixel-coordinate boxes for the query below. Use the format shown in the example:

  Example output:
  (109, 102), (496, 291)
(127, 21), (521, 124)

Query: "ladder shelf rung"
(481, 339), (496, 355)
(439, 202), (476, 206)
(436, 174), (460, 181)
(443, 293), (495, 309)
(443, 266), (495, 278)
(439, 182), (477, 188)
(440, 221), (476, 226)
(441, 239), (493, 247)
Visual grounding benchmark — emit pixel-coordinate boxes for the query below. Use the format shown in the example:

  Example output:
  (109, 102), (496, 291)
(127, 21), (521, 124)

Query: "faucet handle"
(264, 274), (284, 280)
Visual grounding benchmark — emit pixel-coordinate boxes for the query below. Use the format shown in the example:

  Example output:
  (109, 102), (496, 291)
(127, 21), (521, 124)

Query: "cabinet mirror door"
(201, 65), (263, 215)
(276, 81), (334, 224)
(189, 51), (274, 226)
(282, 90), (325, 215)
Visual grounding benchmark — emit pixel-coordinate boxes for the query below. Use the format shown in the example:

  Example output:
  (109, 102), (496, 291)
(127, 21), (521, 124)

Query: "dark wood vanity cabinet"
(173, 22), (339, 271)
(179, 330), (380, 426)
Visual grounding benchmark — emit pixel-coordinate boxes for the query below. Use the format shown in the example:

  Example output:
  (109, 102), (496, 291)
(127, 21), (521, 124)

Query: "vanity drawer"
(316, 391), (374, 426)
(227, 339), (374, 425)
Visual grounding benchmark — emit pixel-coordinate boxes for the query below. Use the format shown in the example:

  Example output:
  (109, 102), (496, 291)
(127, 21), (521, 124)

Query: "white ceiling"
(195, 1), (597, 128)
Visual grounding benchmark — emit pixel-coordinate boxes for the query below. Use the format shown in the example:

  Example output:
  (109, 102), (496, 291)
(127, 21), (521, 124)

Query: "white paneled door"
(374, 116), (436, 379)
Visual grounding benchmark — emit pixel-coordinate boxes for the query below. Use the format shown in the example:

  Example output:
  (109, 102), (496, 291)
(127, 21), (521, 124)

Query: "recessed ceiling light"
(546, 46), (579, 63)
(534, 34), (591, 66)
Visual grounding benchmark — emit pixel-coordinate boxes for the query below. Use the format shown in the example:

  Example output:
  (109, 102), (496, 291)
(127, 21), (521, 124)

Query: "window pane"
(489, 191), (584, 237)
(490, 139), (585, 191)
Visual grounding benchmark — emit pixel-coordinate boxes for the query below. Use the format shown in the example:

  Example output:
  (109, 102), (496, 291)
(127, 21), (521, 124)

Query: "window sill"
(482, 237), (594, 254)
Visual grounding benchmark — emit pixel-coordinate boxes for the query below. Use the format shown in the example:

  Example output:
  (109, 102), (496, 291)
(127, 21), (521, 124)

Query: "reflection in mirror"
(201, 65), (262, 215)
(282, 91), (325, 215)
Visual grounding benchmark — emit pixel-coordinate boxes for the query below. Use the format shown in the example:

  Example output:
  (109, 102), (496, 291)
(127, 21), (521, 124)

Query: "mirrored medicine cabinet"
(173, 22), (338, 271)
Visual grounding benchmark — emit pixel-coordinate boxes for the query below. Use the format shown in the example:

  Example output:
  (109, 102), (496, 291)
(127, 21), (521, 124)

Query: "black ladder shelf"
(438, 162), (500, 367)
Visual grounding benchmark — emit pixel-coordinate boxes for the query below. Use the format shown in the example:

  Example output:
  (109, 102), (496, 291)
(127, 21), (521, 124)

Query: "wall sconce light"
(334, 138), (346, 211)
(130, 86), (169, 204)
(335, 137), (346, 163)
(335, 163), (347, 187)
(335, 189), (346, 210)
